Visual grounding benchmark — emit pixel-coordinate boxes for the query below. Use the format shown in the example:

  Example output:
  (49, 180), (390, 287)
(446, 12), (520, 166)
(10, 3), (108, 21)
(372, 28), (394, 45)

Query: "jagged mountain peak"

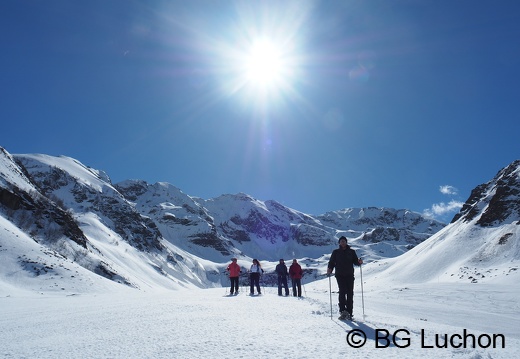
(116, 179), (188, 202)
(0, 146), (36, 192)
(452, 160), (520, 226)
(319, 206), (442, 231)
(15, 153), (116, 196)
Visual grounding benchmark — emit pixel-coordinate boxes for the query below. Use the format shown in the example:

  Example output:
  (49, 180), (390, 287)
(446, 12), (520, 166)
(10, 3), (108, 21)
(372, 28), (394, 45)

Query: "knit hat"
(338, 236), (347, 243)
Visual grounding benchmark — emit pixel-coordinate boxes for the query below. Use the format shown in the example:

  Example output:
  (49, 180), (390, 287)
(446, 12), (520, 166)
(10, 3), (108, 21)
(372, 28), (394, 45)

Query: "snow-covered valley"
(1, 272), (518, 359)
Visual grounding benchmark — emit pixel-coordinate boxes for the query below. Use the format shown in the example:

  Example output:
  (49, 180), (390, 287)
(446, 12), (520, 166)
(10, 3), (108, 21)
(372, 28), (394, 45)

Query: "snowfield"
(1, 274), (519, 359)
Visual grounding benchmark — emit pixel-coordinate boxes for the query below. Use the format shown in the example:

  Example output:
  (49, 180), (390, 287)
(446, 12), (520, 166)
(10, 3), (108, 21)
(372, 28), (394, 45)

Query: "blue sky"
(1, 0), (519, 222)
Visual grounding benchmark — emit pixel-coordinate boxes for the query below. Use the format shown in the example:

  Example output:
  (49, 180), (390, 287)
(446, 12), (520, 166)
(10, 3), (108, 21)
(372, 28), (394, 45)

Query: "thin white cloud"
(439, 185), (458, 195)
(423, 200), (464, 219)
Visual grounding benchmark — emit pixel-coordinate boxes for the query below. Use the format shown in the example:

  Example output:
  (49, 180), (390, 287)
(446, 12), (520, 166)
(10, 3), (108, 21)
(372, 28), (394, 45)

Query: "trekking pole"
(359, 262), (365, 319)
(302, 281), (307, 296)
(224, 273), (229, 295)
(328, 274), (333, 319)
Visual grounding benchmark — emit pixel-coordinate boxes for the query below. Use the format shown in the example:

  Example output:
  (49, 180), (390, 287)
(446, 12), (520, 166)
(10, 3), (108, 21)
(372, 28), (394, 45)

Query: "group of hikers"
(226, 257), (303, 297)
(225, 235), (363, 321)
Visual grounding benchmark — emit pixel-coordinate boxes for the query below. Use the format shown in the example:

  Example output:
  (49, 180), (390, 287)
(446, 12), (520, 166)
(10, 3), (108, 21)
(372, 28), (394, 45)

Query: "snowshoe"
(338, 311), (353, 321)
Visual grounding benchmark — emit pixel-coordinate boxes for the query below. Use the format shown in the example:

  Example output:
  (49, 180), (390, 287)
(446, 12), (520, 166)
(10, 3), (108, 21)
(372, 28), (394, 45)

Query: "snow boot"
(338, 311), (353, 320)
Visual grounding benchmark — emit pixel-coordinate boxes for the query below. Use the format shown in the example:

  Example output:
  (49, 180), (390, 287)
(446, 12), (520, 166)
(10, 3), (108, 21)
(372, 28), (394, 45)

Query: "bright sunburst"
(230, 36), (296, 101)
(214, 2), (311, 108)
(244, 39), (286, 87)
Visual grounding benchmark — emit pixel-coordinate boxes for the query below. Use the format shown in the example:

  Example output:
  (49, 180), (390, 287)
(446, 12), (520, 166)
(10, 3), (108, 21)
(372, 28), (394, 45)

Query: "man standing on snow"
(327, 236), (363, 320)
(275, 259), (290, 296)
(226, 258), (241, 295)
(289, 259), (303, 297)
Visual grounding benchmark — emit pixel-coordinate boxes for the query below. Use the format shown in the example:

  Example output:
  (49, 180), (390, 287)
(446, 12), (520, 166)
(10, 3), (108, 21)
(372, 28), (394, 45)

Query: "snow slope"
(362, 218), (520, 285)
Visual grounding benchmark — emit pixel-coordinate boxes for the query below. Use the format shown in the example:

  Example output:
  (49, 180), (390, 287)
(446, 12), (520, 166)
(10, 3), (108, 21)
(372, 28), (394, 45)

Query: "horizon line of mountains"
(1, 145), (518, 289)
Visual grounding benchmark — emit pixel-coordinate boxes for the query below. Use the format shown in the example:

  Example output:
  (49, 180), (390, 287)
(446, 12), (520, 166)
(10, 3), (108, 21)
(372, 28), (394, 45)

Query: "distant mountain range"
(0, 146), (518, 292)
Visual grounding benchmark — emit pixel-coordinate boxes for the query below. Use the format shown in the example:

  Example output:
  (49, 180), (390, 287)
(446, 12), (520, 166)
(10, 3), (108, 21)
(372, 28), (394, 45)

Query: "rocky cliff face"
(0, 148), (87, 249)
(15, 155), (165, 252)
(452, 160), (520, 227)
(115, 180), (235, 259)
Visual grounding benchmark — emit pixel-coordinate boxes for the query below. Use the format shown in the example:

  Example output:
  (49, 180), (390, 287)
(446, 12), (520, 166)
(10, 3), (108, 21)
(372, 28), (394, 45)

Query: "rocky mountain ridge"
(453, 160), (520, 226)
(369, 160), (520, 284)
(2, 146), (517, 290)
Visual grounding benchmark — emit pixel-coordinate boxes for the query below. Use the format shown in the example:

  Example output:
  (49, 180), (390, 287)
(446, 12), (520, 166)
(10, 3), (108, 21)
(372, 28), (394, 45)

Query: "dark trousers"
(229, 277), (239, 293)
(277, 276), (289, 295)
(292, 278), (302, 297)
(250, 273), (261, 294)
(336, 275), (354, 314)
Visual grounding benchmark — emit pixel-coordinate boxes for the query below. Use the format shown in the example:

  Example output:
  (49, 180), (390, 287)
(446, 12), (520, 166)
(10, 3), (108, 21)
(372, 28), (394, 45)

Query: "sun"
(244, 39), (286, 87)
(213, 1), (311, 108)
(228, 36), (297, 104)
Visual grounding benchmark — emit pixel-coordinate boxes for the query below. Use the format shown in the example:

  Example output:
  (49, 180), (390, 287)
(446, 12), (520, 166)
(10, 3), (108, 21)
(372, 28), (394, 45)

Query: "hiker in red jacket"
(289, 259), (303, 297)
(226, 258), (241, 295)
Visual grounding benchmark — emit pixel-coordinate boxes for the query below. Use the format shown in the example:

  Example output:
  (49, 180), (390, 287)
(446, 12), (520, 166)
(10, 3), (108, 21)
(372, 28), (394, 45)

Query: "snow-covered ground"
(1, 272), (518, 359)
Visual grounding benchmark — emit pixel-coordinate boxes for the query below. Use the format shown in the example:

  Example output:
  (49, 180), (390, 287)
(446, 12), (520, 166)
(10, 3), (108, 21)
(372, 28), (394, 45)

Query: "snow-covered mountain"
(0, 146), (444, 292)
(115, 179), (442, 262)
(367, 160), (520, 285)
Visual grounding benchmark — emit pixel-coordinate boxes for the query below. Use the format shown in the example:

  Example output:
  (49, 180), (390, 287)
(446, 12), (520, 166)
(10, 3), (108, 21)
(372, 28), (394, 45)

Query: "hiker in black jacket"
(327, 236), (363, 320)
(275, 259), (290, 296)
